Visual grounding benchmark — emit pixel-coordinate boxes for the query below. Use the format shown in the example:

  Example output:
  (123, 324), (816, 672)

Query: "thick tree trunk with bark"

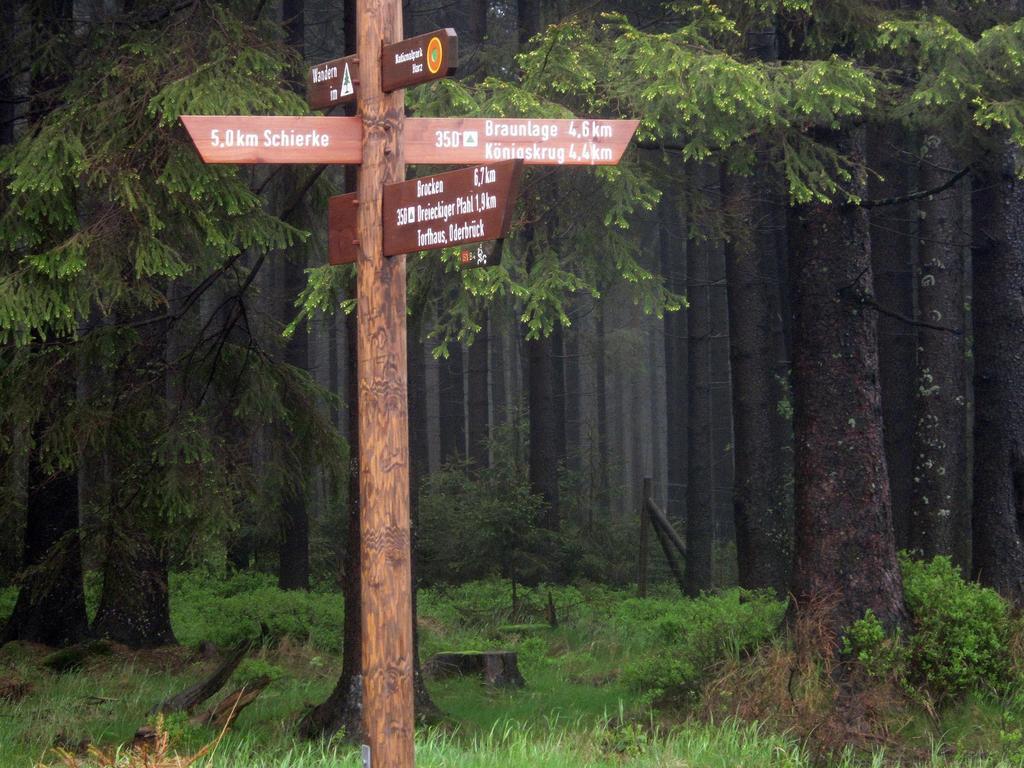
(867, 125), (917, 549)
(685, 166), (716, 596)
(92, 514), (176, 647)
(660, 191), (688, 529)
(971, 145), (1024, 604)
(909, 136), (968, 566)
(723, 169), (792, 596)
(3, 435), (89, 647)
(789, 128), (907, 646)
(299, 220), (364, 743)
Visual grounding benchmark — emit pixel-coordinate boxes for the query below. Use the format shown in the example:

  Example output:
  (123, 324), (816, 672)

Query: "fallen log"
(190, 676), (271, 731)
(153, 626), (265, 715)
(424, 651), (524, 687)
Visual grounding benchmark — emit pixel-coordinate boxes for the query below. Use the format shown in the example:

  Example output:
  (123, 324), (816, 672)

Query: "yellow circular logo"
(427, 37), (443, 74)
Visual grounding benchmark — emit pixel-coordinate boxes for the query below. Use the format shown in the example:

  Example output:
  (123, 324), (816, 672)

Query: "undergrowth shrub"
(904, 554), (1014, 698)
(620, 589), (785, 703)
(170, 571), (343, 652)
(417, 461), (562, 586)
(845, 554), (1015, 701)
(232, 657), (286, 684)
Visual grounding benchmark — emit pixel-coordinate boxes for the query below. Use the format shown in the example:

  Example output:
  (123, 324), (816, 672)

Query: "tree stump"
(424, 651), (524, 687)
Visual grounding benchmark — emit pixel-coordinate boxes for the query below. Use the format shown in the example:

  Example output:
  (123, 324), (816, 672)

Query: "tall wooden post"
(357, 0), (413, 764)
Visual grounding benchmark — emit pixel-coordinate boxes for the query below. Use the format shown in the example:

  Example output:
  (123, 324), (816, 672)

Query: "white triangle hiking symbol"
(340, 63), (354, 97)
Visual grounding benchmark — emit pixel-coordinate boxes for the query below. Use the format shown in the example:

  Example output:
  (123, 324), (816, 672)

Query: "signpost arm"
(357, 0), (413, 765)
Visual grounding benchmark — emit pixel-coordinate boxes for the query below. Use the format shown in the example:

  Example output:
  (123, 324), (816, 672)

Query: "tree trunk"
(467, 323), (490, 468)
(276, 0), (310, 593)
(971, 144), (1024, 604)
(93, 338), (175, 648)
(595, 301), (609, 516)
(723, 169), (792, 596)
(528, 329), (561, 529)
(867, 124), (917, 549)
(660, 190), (688, 530)
(299, 163), (364, 740)
(438, 344), (465, 462)
(685, 166), (716, 596)
(92, 510), (176, 647)
(909, 136), (968, 567)
(277, 251), (311, 590)
(564, 310), (582, 483)
(552, 323), (567, 470)
(3, 427), (89, 647)
(789, 127), (907, 647)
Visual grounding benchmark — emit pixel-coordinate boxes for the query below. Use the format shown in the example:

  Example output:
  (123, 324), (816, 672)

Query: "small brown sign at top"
(307, 54), (359, 110)
(382, 29), (457, 92)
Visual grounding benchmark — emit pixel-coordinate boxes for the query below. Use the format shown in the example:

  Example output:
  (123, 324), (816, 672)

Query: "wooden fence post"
(638, 476), (652, 597)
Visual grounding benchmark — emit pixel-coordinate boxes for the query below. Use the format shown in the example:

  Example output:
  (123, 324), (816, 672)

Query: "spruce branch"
(852, 166), (971, 209)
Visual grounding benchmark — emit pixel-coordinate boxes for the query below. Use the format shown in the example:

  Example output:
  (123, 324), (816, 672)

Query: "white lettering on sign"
(395, 187), (500, 247)
(485, 119), (558, 141)
(415, 199), (457, 224)
(397, 205), (416, 226)
(395, 47), (423, 64)
(473, 166), (495, 186)
(262, 128), (330, 148)
(418, 227), (447, 247)
(450, 219), (485, 242)
(210, 128), (333, 149)
(416, 177), (444, 197)
(311, 64), (338, 83)
(485, 142), (566, 164)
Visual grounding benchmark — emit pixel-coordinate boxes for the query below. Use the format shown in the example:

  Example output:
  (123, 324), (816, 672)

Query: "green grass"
(4, 577), (1024, 766)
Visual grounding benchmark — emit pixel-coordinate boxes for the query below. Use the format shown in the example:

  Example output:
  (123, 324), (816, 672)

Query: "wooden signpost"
(181, 6), (638, 766)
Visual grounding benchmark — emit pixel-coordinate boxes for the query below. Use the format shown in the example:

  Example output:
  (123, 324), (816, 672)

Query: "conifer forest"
(4, 0), (1024, 766)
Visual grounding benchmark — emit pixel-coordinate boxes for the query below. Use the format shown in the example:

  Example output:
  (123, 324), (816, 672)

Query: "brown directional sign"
(330, 204), (503, 268)
(307, 54), (359, 110)
(181, 115), (640, 167)
(330, 160), (522, 264)
(328, 192), (359, 265)
(382, 159), (522, 256)
(181, 115), (362, 164)
(381, 29), (457, 92)
(404, 117), (640, 166)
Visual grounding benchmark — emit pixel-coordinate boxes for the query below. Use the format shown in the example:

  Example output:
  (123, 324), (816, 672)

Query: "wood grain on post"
(357, 0), (413, 765)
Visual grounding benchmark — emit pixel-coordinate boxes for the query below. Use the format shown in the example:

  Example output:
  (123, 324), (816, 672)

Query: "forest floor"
(1, 577), (1023, 767)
